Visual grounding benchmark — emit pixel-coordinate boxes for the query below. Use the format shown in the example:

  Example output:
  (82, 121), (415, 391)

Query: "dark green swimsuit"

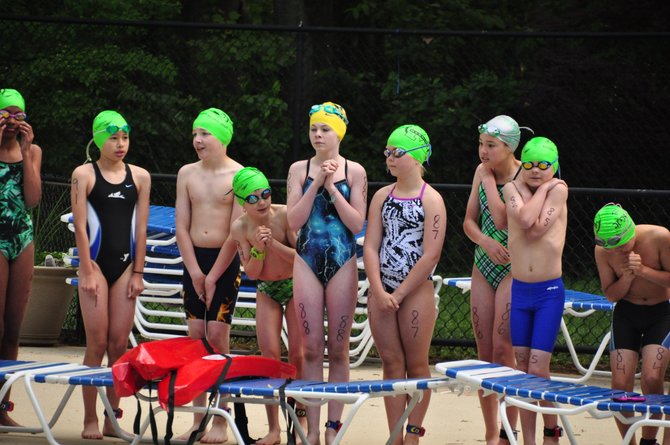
(0, 160), (33, 261)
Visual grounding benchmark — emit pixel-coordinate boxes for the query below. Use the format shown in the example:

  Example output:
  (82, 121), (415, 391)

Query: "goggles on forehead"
(384, 143), (432, 159)
(309, 104), (349, 125)
(521, 158), (557, 171)
(236, 188), (272, 205)
(0, 110), (27, 121)
(478, 123), (501, 137)
(95, 124), (131, 136)
(595, 219), (633, 248)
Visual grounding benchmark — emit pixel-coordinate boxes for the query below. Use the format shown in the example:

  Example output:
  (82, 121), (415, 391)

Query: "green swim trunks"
(257, 278), (293, 307)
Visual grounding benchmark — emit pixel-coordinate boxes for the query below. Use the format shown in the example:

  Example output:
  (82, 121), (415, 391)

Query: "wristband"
(249, 247), (266, 260)
(329, 192), (337, 204)
(133, 270), (144, 274)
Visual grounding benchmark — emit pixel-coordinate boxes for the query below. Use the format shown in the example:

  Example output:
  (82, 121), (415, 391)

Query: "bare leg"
(199, 320), (231, 444)
(177, 319), (210, 442)
(291, 256), (326, 445)
(370, 280), (436, 445)
(323, 258), (357, 445)
(638, 344), (670, 444)
(470, 267), (502, 445)
(471, 270), (518, 445)
(527, 350), (557, 445)
(610, 348), (639, 445)
(285, 299), (307, 437)
(78, 262), (109, 440)
(102, 266), (136, 438)
(0, 245), (33, 427)
(255, 292), (287, 445)
(514, 347), (537, 445)
(492, 276), (518, 444)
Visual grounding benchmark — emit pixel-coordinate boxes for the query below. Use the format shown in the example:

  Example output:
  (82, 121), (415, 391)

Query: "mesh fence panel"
(4, 17), (667, 361)
(47, 178), (670, 357)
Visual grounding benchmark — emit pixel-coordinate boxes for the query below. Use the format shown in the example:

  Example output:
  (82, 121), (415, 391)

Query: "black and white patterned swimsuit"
(379, 182), (427, 292)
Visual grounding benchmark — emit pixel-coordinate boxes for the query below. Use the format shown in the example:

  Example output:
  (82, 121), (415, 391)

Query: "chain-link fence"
(5, 15), (668, 365)
(44, 178), (670, 362)
(1, 17), (668, 188)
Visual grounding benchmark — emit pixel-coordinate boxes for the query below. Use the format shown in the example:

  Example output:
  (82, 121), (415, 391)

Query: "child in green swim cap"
(176, 107), (243, 443)
(593, 202), (670, 445)
(0, 88), (42, 428)
(502, 135), (568, 444)
(71, 109), (151, 439)
(365, 124), (446, 444)
(229, 166), (307, 444)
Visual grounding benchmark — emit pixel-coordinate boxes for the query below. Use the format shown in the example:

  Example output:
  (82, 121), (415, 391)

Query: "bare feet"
(404, 433), (421, 445)
(102, 416), (131, 439)
(305, 432), (321, 445)
(177, 424), (206, 442)
(200, 416), (228, 444)
(325, 427), (338, 445)
(0, 411), (21, 428)
(81, 418), (103, 440)
(254, 430), (281, 445)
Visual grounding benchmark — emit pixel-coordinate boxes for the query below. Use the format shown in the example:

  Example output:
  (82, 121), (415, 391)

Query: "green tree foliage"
(0, 1), (668, 187)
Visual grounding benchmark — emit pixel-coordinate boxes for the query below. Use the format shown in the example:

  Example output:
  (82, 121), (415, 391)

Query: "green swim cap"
(92, 110), (130, 149)
(193, 108), (234, 147)
(232, 167), (270, 206)
(0, 89), (25, 111)
(520, 136), (560, 176)
(593, 203), (636, 249)
(386, 124), (432, 164)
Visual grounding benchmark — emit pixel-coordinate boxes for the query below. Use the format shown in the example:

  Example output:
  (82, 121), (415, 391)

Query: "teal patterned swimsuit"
(473, 182), (510, 289)
(0, 160), (33, 261)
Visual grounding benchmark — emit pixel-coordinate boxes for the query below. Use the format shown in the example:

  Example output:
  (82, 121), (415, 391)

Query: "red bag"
(112, 338), (297, 407)
(113, 337), (218, 397)
(156, 353), (296, 409)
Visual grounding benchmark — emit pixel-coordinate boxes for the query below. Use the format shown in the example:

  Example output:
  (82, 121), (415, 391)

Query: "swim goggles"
(0, 110), (27, 121)
(384, 143), (432, 159)
(236, 188), (271, 205)
(97, 124), (131, 135)
(521, 158), (557, 171)
(308, 104), (349, 125)
(478, 123), (501, 137)
(595, 219), (634, 248)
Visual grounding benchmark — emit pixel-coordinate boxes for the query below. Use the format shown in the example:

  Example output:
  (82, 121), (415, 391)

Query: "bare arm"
(267, 237), (296, 263)
(628, 232), (670, 288)
(363, 187), (391, 298)
(20, 120), (42, 208)
(128, 167), (150, 298)
(230, 219), (261, 279)
(526, 182), (568, 240)
(595, 247), (635, 302)
(480, 166), (508, 229)
(70, 166), (98, 295)
(175, 166), (202, 278)
(462, 168), (485, 245)
(505, 179), (559, 230)
(286, 161), (317, 231)
(326, 162), (367, 234)
(392, 187), (447, 303)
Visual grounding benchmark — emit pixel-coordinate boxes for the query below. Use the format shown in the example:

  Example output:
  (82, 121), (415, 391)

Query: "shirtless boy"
(229, 166), (304, 445)
(502, 136), (568, 445)
(594, 203), (670, 445)
(175, 108), (243, 443)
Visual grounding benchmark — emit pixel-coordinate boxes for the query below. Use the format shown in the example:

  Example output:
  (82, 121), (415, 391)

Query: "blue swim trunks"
(510, 277), (565, 353)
